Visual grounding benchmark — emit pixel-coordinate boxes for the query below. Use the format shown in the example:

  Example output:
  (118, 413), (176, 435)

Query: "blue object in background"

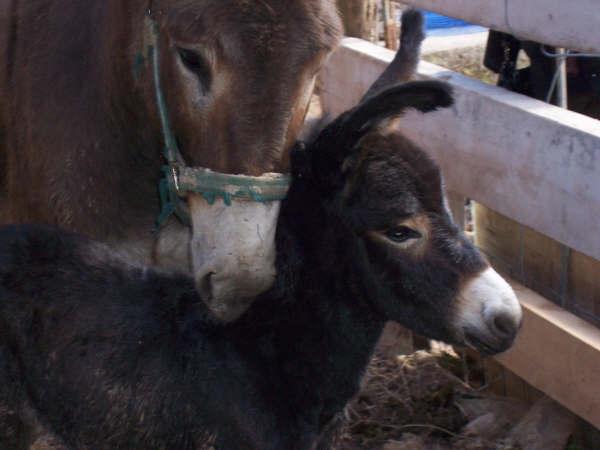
(413, 10), (487, 36)
(423, 11), (471, 30)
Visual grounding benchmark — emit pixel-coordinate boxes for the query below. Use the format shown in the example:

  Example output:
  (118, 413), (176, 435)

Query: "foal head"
(299, 80), (522, 354)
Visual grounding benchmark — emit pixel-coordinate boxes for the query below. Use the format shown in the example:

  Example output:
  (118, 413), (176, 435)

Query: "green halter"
(146, 15), (291, 228)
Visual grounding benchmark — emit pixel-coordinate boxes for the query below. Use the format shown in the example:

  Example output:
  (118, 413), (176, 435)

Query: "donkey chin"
(454, 266), (522, 355)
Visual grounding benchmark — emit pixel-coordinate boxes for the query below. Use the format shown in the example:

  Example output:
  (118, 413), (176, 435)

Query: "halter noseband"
(146, 13), (291, 228)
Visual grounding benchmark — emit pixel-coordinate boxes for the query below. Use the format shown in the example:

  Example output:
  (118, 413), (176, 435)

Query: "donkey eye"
(384, 226), (421, 243)
(177, 47), (212, 91)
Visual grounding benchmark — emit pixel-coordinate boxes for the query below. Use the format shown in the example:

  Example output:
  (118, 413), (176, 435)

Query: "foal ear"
(360, 9), (425, 102)
(307, 80), (453, 191)
(344, 80), (453, 145)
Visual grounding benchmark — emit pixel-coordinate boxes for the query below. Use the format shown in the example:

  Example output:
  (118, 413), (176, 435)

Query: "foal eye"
(384, 226), (422, 244)
(177, 47), (212, 92)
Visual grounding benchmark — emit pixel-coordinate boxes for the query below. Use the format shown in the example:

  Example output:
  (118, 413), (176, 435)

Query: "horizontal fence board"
(497, 278), (600, 429)
(403, 0), (600, 53)
(319, 38), (600, 262)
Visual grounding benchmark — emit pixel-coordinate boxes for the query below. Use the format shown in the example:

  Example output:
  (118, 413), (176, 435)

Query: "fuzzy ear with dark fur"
(304, 80), (453, 193)
(360, 9), (425, 102)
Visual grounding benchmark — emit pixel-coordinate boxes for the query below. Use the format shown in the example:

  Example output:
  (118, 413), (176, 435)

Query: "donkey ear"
(341, 80), (453, 148)
(312, 80), (454, 162)
(306, 80), (453, 193)
(360, 9), (425, 102)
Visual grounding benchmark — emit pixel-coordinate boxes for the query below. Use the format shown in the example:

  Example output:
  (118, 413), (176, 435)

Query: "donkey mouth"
(463, 330), (513, 356)
(207, 294), (256, 322)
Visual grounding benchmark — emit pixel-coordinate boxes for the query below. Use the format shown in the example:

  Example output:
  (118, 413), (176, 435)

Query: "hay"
(331, 348), (562, 450)
(335, 350), (469, 448)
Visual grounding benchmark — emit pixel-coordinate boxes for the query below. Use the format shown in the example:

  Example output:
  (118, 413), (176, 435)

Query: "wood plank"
(567, 250), (600, 327)
(319, 38), (600, 262)
(337, 0), (379, 42)
(402, 0), (600, 53)
(495, 279), (600, 429)
(473, 203), (521, 277)
(521, 226), (564, 305)
(482, 357), (505, 396)
(503, 369), (527, 402)
(474, 204), (566, 306)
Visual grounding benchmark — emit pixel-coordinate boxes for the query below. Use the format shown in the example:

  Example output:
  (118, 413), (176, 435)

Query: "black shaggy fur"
(0, 81), (493, 450)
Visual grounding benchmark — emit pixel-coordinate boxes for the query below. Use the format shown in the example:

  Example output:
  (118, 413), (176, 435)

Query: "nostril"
(492, 312), (517, 338)
(197, 271), (215, 301)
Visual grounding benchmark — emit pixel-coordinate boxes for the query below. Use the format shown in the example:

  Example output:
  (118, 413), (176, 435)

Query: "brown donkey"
(0, 0), (341, 320)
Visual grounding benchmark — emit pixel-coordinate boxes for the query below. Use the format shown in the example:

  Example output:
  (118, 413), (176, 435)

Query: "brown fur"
(0, 0), (341, 250)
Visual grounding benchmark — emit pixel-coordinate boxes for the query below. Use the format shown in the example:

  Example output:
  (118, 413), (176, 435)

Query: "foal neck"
(240, 179), (388, 419)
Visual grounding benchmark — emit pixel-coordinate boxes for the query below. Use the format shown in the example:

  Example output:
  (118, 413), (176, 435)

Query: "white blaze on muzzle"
(188, 195), (281, 322)
(455, 267), (523, 353)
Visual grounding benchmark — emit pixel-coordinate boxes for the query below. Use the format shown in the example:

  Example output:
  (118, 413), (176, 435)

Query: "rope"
(150, 20), (185, 167)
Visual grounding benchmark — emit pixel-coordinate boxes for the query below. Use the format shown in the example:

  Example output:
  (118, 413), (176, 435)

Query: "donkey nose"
(485, 309), (521, 341)
(196, 270), (215, 302)
(456, 267), (523, 354)
(194, 265), (276, 322)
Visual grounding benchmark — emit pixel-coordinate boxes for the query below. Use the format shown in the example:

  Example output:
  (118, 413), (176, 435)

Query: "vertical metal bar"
(556, 48), (568, 108)
(555, 49), (570, 311)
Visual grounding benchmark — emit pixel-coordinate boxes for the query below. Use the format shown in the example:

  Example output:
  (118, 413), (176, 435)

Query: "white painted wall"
(319, 38), (600, 262)
(404, 0), (600, 53)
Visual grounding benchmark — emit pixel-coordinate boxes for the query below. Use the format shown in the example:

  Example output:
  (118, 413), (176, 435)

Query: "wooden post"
(382, 0), (399, 50)
(336, 0), (379, 42)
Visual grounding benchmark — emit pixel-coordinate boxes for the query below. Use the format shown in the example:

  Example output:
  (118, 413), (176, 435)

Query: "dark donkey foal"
(0, 81), (521, 450)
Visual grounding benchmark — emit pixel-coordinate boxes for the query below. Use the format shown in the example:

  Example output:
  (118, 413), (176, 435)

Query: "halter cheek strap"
(145, 14), (291, 229)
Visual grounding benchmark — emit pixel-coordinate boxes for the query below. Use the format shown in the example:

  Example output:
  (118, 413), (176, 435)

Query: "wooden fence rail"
(403, 0), (600, 53)
(320, 39), (600, 262)
(318, 38), (600, 428)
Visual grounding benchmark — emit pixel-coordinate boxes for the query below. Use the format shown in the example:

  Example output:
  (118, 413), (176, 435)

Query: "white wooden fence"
(405, 0), (600, 53)
(319, 37), (600, 428)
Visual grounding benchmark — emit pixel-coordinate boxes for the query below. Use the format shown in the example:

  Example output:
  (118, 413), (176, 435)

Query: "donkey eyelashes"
(384, 226), (422, 244)
(177, 47), (212, 93)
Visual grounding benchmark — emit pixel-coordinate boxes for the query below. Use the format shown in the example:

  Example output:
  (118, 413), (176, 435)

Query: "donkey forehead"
(166, 0), (340, 62)
(348, 133), (445, 216)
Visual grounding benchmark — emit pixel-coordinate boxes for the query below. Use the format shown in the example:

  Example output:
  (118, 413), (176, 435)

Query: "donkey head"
(148, 0), (341, 320)
(300, 80), (522, 354)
